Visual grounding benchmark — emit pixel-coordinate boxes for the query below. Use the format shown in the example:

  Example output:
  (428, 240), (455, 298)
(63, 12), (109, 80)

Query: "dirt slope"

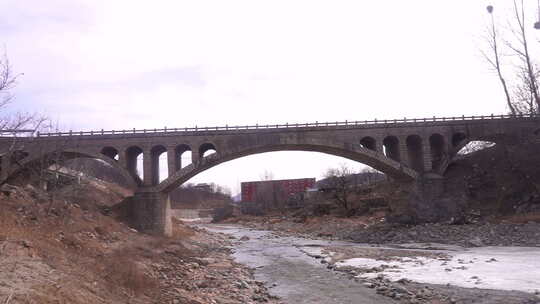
(0, 181), (279, 304)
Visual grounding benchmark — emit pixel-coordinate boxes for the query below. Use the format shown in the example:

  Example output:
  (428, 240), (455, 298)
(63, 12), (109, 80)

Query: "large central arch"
(153, 142), (418, 193)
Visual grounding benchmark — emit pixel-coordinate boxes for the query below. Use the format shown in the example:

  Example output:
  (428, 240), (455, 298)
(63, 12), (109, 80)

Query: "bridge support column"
(398, 137), (410, 166)
(143, 150), (153, 186)
(191, 150), (200, 166)
(167, 148), (177, 177)
(117, 150), (127, 169)
(387, 176), (452, 225)
(376, 142), (384, 154)
(125, 192), (172, 236)
(423, 140), (432, 172)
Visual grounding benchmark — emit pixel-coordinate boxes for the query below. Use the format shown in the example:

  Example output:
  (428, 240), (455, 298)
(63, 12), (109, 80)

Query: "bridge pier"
(167, 148), (177, 177)
(422, 141), (432, 172)
(388, 173), (468, 224)
(143, 150), (153, 186)
(191, 150), (200, 166)
(398, 136), (410, 166)
(125, 192), (172, 236)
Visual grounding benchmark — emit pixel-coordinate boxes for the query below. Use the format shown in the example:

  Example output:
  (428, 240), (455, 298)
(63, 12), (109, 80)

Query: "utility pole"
(535, 0), (540, 29)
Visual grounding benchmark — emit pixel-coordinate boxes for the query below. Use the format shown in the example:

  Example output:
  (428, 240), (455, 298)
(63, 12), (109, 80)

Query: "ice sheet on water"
(338, 246), (540, 293)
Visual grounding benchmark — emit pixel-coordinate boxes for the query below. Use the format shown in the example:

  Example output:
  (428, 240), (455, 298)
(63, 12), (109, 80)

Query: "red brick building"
(241, 178), (316, 202)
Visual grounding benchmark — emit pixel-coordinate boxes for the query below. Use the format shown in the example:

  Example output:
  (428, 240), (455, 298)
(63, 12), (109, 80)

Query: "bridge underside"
(153, 143), (419, 194)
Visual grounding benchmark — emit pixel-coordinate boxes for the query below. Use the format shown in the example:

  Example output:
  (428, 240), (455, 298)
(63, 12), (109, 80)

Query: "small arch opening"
(199, 143), (217, 158)
(382, 136), (400, 161)
(151, 145), (168, 185)
(126, 146), (143, 183)
(101, 147), (119, 161)
(175, 144), (192, 169)
(360, 136), (376, 151)
(406, 135), (424, 172)
(452, 132), (467, 147)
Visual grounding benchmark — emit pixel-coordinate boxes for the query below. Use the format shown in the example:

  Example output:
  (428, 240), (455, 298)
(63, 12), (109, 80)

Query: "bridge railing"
(35, 113), (540, 137)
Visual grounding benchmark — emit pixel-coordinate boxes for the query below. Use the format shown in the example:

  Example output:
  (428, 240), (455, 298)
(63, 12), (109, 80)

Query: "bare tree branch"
(511, 0), (540, 111)
(324, 164), (356, 213)
(0, 49), (49, 137)
(0, 50), (22, 108)
(481, 2), (540, 114)
(483, 8), (516, 115)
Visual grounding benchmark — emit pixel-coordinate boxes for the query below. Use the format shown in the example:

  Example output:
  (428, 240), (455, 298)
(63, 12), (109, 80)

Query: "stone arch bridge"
(1, 114), (539, 235)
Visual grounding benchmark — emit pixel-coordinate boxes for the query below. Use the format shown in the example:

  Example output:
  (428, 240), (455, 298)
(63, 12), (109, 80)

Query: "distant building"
(241, 178), (316, 202)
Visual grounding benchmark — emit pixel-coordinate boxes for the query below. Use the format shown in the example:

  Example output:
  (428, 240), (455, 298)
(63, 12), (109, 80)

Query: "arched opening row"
(357, 132), (469, 172)
(100, 143), (217, 186)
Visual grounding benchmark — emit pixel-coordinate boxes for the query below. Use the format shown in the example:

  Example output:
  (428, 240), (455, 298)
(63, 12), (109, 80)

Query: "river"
(203, 224), (396, 304)
(202, 223), (540, 304)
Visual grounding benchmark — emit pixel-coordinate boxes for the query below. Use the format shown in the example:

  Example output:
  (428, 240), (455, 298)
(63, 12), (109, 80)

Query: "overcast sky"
(1, 0), (539, 194)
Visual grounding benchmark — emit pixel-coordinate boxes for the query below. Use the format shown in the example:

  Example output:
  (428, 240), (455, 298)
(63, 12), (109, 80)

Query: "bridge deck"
(29, 113), (540, 138)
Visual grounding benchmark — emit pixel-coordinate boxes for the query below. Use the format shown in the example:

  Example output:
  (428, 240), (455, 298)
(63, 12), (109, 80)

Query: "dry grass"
(0, 183), (159, 303)
(102, 251), (158, 296)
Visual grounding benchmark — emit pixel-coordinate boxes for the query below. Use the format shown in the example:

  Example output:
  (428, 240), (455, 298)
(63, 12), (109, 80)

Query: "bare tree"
(0, 49), (48, 136)
(514, 67), (540, 114)
(482, 2), (540, 114)
(482, 5), (516, 115)
(324, 164), (357, 213)
(506, 0), (540, 113)
(0, 49), (52, 189)
(0, 49), (20, 107)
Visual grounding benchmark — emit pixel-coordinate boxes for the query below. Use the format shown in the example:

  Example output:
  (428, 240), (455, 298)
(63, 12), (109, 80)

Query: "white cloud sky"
(1, 0), (539, 194)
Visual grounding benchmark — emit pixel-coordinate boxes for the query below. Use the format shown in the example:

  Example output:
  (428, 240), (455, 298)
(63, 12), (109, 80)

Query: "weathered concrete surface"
(386, 174), (467, 224)
(122, 192), (172, 236)
(3, 116), (539, 189)
(1, 115), (538, 234)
